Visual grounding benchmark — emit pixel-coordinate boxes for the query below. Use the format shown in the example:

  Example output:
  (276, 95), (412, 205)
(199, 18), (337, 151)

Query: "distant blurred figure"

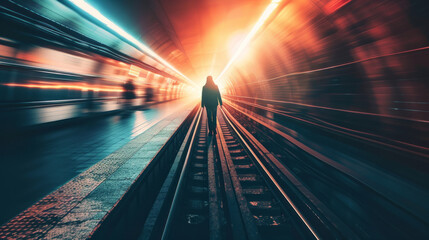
(146, 86), (154, 103)
(122, 79), (136, 108)
(202, 76), (222, 135)
(85, 89), (95, 109)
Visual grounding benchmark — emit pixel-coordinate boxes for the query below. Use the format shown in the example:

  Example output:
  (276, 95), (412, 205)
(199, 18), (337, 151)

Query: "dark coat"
(123, 81), (136, 99)
(202, 84), (222, 109)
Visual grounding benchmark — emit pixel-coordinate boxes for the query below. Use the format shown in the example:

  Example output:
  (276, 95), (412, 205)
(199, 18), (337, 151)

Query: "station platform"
(0, 98), (164, 135)
(0, 98), (197, 229)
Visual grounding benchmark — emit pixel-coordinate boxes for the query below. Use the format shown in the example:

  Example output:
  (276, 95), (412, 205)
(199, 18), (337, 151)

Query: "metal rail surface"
(154, 108), (318, 240)
(217, 108), (319, 240)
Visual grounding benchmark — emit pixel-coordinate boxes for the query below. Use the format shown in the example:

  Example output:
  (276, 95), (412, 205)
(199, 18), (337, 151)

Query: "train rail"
(137, 108), (320, 240)
(134, 104), (428, 240)
(214, 109), (318, 240)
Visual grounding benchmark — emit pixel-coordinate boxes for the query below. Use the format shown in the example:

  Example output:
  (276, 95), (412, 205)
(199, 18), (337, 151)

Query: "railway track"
(138, 108), (318, 240)
(137, 105), (428, 240)
(214, 109), (317, 240)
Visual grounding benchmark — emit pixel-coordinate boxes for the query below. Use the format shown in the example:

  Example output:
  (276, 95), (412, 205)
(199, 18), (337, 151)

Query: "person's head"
(206, 76), (214, 85)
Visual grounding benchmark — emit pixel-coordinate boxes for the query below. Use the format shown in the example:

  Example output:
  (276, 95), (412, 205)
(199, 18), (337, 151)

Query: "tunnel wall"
(224, 0), (429, 120)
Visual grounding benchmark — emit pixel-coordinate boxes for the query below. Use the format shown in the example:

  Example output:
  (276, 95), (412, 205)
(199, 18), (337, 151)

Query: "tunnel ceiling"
(86, 0), (271, 83)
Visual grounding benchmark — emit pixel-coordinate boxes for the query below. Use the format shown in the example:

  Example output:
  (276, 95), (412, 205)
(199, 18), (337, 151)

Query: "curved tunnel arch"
(221, 0), (429, 121)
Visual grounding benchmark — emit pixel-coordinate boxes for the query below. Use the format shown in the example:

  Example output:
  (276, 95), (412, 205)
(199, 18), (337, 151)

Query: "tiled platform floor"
(0, 99), (196, 239)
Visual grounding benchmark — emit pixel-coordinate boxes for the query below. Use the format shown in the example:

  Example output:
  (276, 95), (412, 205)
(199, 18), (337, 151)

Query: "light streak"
(216, 0), (282, 82)
(324, 0), (352, 14)
(4, 82), (123, 92)
(68, 0), (195, 86)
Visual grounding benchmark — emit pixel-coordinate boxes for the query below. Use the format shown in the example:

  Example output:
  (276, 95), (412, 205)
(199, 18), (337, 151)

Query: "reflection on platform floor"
(0, 98), (194, 225)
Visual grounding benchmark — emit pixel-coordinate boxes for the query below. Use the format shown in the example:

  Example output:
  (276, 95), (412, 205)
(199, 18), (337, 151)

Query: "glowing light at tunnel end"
(68, 0), (196, 87)
(216, 0), (282, 83)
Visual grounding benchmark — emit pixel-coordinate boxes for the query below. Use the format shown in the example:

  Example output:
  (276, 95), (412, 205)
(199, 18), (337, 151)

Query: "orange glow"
(216, 0), (282, 82)
(227, 31), (247, 58)
(160, 0), (272, 83)
(4, 81), (123, 92)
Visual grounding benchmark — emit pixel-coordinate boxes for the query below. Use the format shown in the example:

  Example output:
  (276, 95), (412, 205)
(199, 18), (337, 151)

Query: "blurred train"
(0, 0), (189, 106)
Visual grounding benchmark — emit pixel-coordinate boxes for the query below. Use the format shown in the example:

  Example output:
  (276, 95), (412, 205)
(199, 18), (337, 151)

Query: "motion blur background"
(0, 0), (428, 229)
(1, 0), (428, 138)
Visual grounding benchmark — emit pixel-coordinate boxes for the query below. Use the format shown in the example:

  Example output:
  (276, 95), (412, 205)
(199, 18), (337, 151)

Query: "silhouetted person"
(202, 76), (222, 135)
(86, 89), (95, 109)
(122, 79), (136, 109)
(123, 79), (136, 100)
(146, 86), (154, 103)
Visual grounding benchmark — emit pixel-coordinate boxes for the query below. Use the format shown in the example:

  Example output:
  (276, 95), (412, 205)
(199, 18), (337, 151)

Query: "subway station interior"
(0, 0), (428, 239)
